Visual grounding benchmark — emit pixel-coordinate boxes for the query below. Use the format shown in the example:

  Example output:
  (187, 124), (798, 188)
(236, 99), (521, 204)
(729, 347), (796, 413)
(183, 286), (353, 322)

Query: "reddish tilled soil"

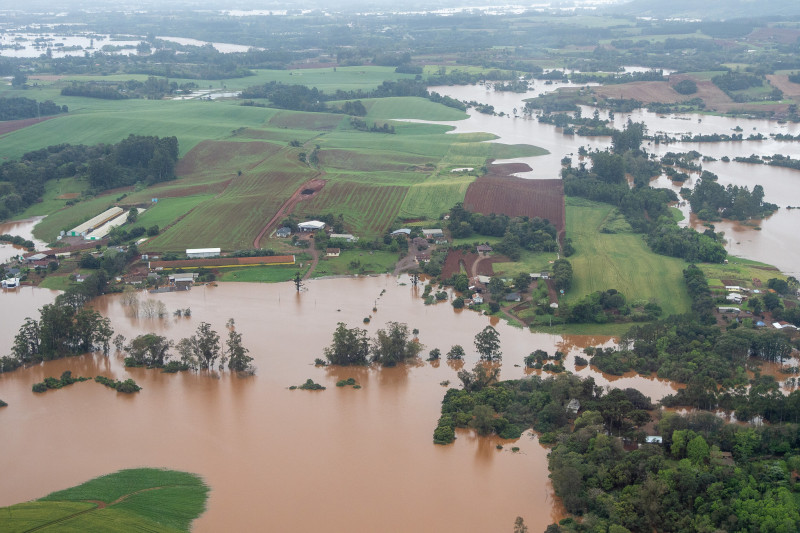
(0, 116), (55, 137)
(253, 178), (326, 248)
(56, 193), (80, 199)
(464, 166), (566, 240)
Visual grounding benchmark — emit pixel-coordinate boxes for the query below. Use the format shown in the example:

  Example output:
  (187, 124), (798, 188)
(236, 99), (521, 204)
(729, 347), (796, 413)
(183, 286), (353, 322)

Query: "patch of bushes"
(95, 375), (141, 393)
(32, 371), (90, 393)
(294, 379), (325, 390)
(162, 361), (191, 373)
(336, 378), (359, 388)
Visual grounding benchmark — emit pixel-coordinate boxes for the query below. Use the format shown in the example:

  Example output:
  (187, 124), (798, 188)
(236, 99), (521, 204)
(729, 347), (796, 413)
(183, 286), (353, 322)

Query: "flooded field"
(429, 84), (800, 276)
(0, 278), (682, 531)
(0, 217), (47, 264)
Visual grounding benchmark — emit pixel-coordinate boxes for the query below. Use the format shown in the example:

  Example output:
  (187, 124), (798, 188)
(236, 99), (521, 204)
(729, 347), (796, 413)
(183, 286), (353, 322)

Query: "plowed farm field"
(294, 181), (408, 237)
(464, 176), (565, 236)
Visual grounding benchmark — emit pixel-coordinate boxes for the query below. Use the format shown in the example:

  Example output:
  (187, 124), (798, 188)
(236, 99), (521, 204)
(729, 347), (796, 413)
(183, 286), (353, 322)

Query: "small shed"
(477, 244), (493, 254)
(566, 399), (581, 414)
(276, 227), (292, 238)
(390, 228), (411, 236)
(326, 248), (341, 257)
(505, 292), (521, 302)
(645, 436), (663, 444)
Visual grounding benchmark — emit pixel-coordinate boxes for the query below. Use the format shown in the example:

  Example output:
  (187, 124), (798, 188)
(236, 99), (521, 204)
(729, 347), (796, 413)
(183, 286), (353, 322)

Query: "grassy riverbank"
(0, 468), (208, 532)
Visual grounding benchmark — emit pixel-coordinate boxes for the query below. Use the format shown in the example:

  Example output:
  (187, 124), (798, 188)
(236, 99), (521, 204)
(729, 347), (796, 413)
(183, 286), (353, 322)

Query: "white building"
(329, 233), (357, 242)
(298, 220), (326, 232)
(186, 248), (221, 259)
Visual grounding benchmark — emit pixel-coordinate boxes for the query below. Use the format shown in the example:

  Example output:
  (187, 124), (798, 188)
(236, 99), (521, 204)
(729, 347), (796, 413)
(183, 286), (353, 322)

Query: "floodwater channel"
(0, 278), (683, 531)
(429, 83), (800, 276)
(0, 217), (47, 264)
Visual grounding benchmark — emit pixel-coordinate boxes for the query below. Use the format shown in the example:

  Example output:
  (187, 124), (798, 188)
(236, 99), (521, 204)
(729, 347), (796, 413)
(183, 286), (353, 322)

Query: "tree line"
(0, 134), (178, 221)
(240, 79), (466, 113)
(0, 96), (67, 121)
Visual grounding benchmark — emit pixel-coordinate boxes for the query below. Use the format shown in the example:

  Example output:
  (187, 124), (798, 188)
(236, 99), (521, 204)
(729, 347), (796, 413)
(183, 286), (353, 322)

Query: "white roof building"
(298, 220), (326, 231)
(329, 233), (357, 242)
(186, 248), (221, 259)
(391, 228), (411, 236)
(422, 229), (444, 237)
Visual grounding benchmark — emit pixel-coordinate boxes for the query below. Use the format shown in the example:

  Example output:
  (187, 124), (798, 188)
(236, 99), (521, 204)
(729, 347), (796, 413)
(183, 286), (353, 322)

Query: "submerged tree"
(371, 321), (423, 366)
(474, 325), (502, 361)
(226, 326), (254, 374)
(324, 322), (370, 365)
(124, 333), (172, 367)
(177, 322), (221, 371)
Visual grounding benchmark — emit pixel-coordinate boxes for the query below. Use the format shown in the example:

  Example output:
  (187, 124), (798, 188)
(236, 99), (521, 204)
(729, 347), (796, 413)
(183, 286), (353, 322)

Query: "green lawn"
(4, 68), (548, 253)
(312, 249), (399, 277)
(0, 468), (208, 533)
(699, 256), (785, 289)
(564, 197), (691, 316)
(217, 263), (309, 282)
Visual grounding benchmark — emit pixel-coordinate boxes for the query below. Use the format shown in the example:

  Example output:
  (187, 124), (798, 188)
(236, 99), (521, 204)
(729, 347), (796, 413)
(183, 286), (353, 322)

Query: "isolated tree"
(177, 322), (221, 370)
(474, 325), (501, 361)
(457, 361), (500, 392)
(125, 333), (172, 367)
(226, 327), (253, 373)
(371, 321), (423, 366)
(324, 322), (370, 365)
(446, 344), (465, 360)
(126, 207), (139, 224)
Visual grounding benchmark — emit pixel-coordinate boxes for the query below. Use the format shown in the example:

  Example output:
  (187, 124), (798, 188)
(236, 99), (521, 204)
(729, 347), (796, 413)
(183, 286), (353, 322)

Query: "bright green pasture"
(127, 195), (215, 232)
(0, 468), (207, 533)
(217, 264), (308, 282)
(0, 100), (279, 159)
(700, 256), (785, 289)
(363, 97), (467, 121)
(15, 177), (87, 219)
(313, 250), (399, 277)
(564, 197), (691, 316)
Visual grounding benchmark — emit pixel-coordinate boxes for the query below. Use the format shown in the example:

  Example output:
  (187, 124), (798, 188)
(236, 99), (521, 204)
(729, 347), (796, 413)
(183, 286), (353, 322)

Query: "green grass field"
(5, 68), (549, 252)
(312, 250), (399, 277)
(564, 197), (691, 316)
(0, 468), (208, 533)
(699, 256), (785, 289)
(217, 263), (309, 282)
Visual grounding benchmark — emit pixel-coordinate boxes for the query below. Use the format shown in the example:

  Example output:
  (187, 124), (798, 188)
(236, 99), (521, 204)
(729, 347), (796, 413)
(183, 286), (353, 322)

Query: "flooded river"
(429, 83), (800, 275)
(0, 278), (682, 531)
(0, 217), (47, 264)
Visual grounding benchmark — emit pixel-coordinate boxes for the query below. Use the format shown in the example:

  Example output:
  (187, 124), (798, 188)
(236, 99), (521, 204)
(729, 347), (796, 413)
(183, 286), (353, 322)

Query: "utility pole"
(293, 271), (303, 292)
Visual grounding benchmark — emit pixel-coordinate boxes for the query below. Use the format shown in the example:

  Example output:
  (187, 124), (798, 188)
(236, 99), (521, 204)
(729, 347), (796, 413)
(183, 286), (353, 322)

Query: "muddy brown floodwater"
(0, 277), (681, 532)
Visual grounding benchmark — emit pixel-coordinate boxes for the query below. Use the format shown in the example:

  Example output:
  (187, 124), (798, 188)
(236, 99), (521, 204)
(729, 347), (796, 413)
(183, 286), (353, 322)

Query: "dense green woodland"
(0, 135), (178, 221)
(0, 96), (67, 121)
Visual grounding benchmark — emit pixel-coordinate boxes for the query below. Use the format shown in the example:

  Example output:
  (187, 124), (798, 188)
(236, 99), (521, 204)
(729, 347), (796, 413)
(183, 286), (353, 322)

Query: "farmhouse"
(329, 233), (357, 242)
(298, 220), (326, 232)
(186, 248), (220, 259)
(276, 227), (292, 238)
(422, 229), (444, 239)
(505, 292), (521, 302)
(726, 293), (744, 304)
(326, 248), (341, 257)
(476, 244), (492, 254)
(472, 294), (484, 304)
(416, 252), (431, 263)
(169, 273), (198, 290)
